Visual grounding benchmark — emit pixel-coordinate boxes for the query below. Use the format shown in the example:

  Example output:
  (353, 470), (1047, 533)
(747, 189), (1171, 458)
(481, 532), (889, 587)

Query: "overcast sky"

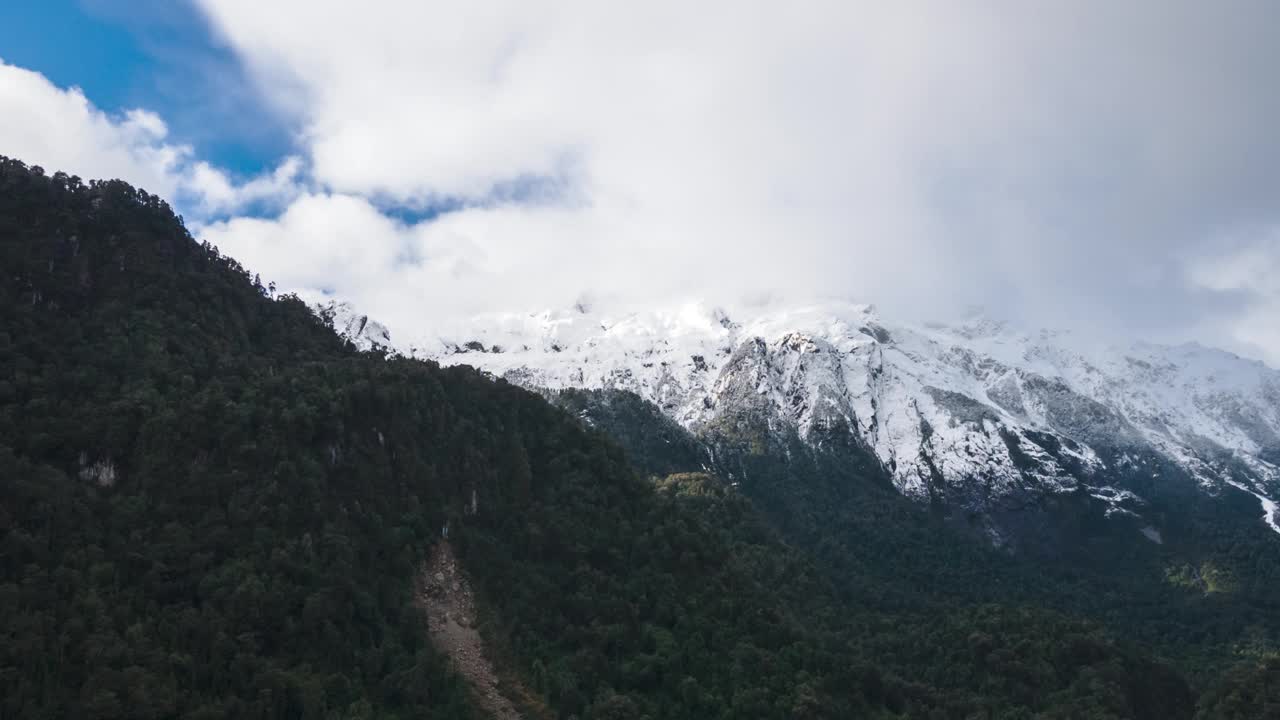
(2, 1), (1278, 363)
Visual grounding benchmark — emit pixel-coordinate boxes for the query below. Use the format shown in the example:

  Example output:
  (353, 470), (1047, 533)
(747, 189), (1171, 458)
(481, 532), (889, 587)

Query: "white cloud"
(0, 59), (187, 195)
(198, 193), (407, 292)
(7, 3), (1280, 362)
(186, 0), (1280, 349)
(187, 155), (305, 214)
(1186, 230), (1280, 366)
(198, 192), (618, 333)
(0, 58), (300, 215)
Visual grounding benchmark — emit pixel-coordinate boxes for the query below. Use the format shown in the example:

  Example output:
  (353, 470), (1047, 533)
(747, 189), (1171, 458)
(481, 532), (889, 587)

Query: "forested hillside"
(0, 157), (1271, 718)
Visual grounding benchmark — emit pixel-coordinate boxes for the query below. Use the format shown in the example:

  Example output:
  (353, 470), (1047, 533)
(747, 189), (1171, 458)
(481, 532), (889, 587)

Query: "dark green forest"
(1, 156), (1277, 718)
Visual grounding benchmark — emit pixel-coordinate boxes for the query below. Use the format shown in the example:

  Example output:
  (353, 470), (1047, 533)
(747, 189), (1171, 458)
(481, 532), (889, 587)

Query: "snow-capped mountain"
(317, 301), (391, 352)
(335, 300), (1280, 535)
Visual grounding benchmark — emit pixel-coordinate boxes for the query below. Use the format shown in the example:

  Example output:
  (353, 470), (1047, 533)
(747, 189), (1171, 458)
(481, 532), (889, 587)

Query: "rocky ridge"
(330, 300), (1280, 535)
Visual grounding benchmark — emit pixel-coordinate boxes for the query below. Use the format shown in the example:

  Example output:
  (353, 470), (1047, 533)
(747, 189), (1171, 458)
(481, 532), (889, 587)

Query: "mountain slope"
(3, 157), (915, 718)
(397, 301), (1280, 540)
(6, 156), (1275, 719)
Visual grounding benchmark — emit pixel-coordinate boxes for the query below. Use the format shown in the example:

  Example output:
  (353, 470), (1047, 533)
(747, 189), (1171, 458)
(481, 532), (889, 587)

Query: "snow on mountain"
(336, 300), (1280, 534)
(316, 300), (391, 352)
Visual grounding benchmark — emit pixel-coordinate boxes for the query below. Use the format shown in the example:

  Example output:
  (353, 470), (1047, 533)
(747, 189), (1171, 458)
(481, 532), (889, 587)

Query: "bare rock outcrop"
(417, 541), (523, 720)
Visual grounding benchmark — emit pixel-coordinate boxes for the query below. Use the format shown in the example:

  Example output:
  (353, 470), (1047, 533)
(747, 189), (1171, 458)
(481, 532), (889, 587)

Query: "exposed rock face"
(417, 541), (524, 720)
(315, 301), (391, 352)
(329, 300), (1280, 535)
(78, 454), (117, 487)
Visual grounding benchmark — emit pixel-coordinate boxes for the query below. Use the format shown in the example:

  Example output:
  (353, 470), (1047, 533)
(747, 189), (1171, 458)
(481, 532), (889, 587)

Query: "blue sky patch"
(0, 0), (293, 177)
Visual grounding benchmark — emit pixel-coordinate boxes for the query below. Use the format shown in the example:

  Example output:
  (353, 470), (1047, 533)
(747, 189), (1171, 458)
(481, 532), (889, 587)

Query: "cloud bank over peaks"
(187, 1), (1280, 363)
(3, 1), (1280, 366)
(1185, 227), (1280, 366)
